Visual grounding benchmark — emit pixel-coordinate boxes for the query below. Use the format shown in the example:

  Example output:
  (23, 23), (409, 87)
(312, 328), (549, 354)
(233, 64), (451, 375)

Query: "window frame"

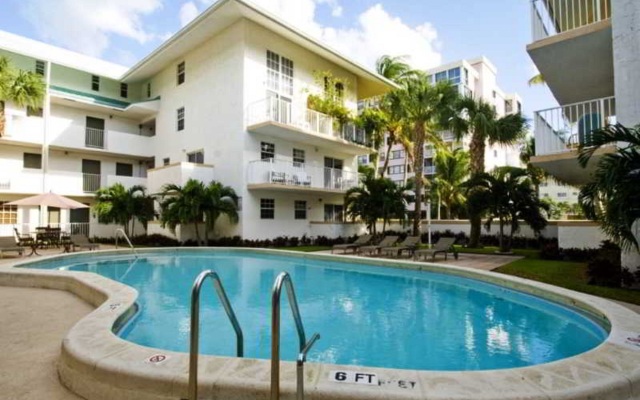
(261, 142), (275, 160)
(177, 107), (185, 131)
(293, 148), (305, 165)
(0, 202), (17, 224)
(35, 60), (45, 76)
(120, 83), (128, 98)
(187, 150), (204, 164)
(260, 198), (275, 220)
(23, 152), (42, 169)
(163, 157), (170, 166)
(177, 61), (186, 85)
(115, 162), (133, 177)
(91, 75), (100, 91)
(294, 200), (307, 220)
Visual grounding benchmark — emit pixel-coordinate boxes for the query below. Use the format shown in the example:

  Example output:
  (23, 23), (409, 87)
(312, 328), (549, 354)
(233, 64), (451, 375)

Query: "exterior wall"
(612, 0), (640, 268)
(539, 179), (580, 204)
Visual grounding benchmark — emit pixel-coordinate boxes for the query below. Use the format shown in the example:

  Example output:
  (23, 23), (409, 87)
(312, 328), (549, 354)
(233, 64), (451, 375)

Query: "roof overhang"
(122, 0), (395, 98)
(50, 87), (160, 120)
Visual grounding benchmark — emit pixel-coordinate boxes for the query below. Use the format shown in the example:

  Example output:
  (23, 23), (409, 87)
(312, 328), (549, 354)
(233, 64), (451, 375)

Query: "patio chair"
(13, 228), (34, 247)
(359, 236), (399, 256)
(380, 236), (421, 258)
(413, 237), (458, 261)
(331, 234), (373, 254)
(0, 236), (24, 258)
(70, 235), (99, 252)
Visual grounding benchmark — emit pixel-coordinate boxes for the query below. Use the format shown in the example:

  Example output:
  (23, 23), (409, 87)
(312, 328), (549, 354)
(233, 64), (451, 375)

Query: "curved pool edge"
(1, 247), (640, 400)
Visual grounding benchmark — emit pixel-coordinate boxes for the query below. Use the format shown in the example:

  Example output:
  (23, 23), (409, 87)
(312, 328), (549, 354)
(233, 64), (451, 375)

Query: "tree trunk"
(130, 218), (135, 238)
(194, 222), (202, 246)
(380, 141), (393, 178)
(467, 132), (486, 247)
(499, 217), (504, 252)
(412, 121), (426, 236)
(446, 206), (451, 220)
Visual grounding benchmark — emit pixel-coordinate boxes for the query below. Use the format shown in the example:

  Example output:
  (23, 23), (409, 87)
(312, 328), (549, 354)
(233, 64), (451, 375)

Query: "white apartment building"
(0, 0), (392, 240)
(528, 0), (640, 266)
(364, 57), (523, 192)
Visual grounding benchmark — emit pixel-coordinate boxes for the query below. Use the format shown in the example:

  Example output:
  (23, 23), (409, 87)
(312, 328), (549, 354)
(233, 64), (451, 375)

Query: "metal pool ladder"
(271, 272), (320, 400)
(189, 270), (244, 400)
(115, 228), (138, 258)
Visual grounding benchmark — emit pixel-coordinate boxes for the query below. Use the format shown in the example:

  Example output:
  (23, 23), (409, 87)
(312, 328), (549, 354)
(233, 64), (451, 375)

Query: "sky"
(0, 0), (557, 120)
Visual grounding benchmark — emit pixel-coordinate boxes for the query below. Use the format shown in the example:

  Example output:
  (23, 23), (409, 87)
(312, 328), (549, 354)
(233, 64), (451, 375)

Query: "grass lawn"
(275, 246), (332, 252)
(495, 258), (640, 305)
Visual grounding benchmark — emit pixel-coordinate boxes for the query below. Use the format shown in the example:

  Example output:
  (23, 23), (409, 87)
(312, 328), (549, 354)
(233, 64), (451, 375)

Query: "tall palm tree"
(391, 78), (459, 236)
(376, 55), (414, 83)
(0, 56), (45, 136)
(433, 148), (469, 219)
(578, 123), (640, 251)
(519, 136), (548, 195)
(160, 179), (208, 245)
(466, 167), (548, 252)
(94, 183), (154, 237)
(450, 96), (528, 247)
(202, 181), (239, 244)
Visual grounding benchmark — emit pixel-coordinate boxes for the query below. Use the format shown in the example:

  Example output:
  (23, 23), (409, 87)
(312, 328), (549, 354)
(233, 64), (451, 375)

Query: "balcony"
(528, 0), (613, 104)
(49, 124), (155, 159)
(247, 159), (359, 194)
(246, 98), (372, 156)
(424, 166), (436, 175)
(531, 96), (616, 184)
(105, 175), (148, 190)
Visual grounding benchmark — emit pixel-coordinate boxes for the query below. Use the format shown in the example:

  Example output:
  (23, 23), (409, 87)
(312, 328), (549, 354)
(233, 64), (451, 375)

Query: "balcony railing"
(83, 173), (101, 193)
(247, 159), (359, 191)
(534, 96), (615, 156)
(424, 166), (436, 175)
(85, 127), (105, 149)
(531, 0), (611, 41)
(247, 97), (369, 146)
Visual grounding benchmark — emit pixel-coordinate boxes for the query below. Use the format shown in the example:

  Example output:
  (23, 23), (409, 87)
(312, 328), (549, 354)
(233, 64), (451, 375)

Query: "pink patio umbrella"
(6, 192), (89, 209)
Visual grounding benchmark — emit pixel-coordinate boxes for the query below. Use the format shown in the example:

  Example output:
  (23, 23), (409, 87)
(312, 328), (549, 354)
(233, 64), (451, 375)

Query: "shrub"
(586, 241), (622, 287)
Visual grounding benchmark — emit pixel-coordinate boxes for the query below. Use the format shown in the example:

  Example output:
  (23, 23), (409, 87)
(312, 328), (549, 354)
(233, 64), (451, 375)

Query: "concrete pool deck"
(0, 248), (638, 400)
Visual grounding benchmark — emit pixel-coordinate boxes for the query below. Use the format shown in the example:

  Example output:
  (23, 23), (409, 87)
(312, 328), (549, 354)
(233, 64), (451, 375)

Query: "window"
(261, 142), (275, 160)
(23, 153), (42, 169)
(434, 71), (448, 82)
(557, 192), (567, 198)
(266, 50), (293, 97)
(146, 82), (151, 98)
(187, 150), (204, 164)
(517, 101), (522, 113)
(260, 198), (275, 219)
(27, 107), (43, 117)
(464, 68), (469, 86)
(177, 61), (185, 85)
(91, 75), (100, 91)
(448, 67), (461, 85)
(324, 204), (343, 222)
(335, 82), (344, 99)
(120, 83), (128, 98)
(494, 150), (498, 157)
(572, 192), (578, 196)
(35, 60), (45, 76)
(163, 157), (170, 166)
(388, 165), (405, 175)
(0, 202), (17, 224)
(177, 107), (185, 131)
(390, 150), (405, 160)
(505, 100), (513, 114)
(293, 148), (305, 165)
(492, 90), (497, 99)
(294, 200), (307, 220)
(115, 163), (133, 177)
(358, 155), (369, 165)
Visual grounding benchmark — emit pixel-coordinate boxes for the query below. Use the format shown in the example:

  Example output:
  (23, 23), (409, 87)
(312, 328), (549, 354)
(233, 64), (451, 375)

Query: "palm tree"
(94, 183), (154, 237)
(466, 167), (548, 252)
(202, 181), (239, 244)
(450, 96), (528, 247)
(391, 77), (460, 236)
(159, 179), (207, 245)
(376, 55), (414, 83)
(433, 148), (469, 219)
(528, 73), (545, 86)
(0, 56), (45, 136)
(578, 123), (640, 251)
(520, 136), (548, 195)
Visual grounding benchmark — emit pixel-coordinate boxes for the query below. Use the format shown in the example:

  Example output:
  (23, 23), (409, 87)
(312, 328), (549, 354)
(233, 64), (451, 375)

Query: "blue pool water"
(27, 250), (608, 371)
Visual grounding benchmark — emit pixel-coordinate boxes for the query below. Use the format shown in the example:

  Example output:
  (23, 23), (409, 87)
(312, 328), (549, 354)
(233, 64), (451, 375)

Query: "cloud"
(180, 2), (200, 27)
(18, 0), (162, 57)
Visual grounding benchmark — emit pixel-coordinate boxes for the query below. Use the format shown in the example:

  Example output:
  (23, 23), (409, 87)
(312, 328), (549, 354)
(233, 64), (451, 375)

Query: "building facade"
(0, 0), (392, 240)
(528, 0), (640, 266)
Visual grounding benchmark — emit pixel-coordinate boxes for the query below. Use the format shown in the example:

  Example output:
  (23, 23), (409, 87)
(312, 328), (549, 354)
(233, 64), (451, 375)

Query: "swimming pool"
(28, 249), (607, 371)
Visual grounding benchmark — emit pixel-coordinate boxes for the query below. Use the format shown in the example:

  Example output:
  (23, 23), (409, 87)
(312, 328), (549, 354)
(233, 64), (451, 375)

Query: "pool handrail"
(271, 271), (320, 400)
(189, 270), (244, 400)
(114, 228), (138, 259)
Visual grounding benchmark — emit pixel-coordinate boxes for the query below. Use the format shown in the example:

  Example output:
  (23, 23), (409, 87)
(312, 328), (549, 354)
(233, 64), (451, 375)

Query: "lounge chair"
(331, 234), (373, 254)
(0, 236), (24, 258)
(380, 236), (421, 258)
(70, 235), (99, 252)
(359, 236), (399, 256)
(414, 237), (458, 261)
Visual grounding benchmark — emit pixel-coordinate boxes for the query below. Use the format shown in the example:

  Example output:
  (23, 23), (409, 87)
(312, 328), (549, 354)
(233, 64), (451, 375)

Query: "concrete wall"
(613, 0), (640, 268)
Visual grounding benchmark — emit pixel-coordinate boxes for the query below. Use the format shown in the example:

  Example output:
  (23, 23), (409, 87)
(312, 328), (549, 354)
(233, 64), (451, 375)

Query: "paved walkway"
(0, 287), (92, 400)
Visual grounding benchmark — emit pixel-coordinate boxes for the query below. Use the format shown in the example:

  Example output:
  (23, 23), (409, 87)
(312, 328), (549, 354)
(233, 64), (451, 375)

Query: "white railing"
(532, 0), (611, 41)
(424, 166), (437, 175)
(246, 97), (368, 146)
(534, 96), (615, 156)
(83, 173), (102, 193)
(441, 131), (455, 142)
(247, 159), (359, 191)
(8, 222), (91, 237)
(85, 127), (106, 149)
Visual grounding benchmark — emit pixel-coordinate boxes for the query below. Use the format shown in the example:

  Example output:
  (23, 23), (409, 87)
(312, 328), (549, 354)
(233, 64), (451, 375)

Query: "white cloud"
(19, 0), (162, 57)
(180, 2), (200, 28)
